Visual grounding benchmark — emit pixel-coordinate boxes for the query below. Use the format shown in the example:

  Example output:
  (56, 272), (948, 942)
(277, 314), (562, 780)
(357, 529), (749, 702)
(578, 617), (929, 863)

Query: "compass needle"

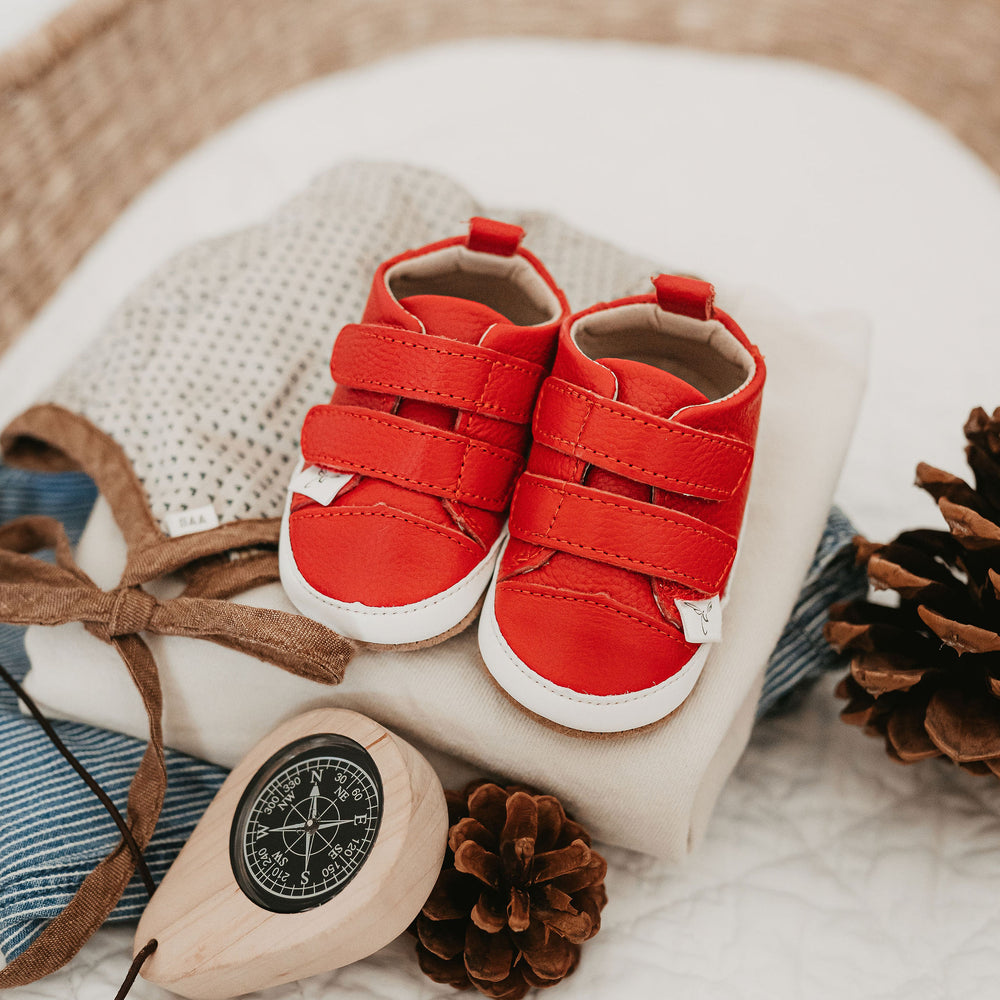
(229, 732), (385, 912)
(316, 818), (359, 830)
(136, 710), (448, 997)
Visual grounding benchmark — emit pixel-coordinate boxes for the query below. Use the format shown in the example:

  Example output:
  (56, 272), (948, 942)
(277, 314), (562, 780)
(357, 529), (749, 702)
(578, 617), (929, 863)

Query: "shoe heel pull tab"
(652, 274), (716, 320)
(467, 217), (525, 256)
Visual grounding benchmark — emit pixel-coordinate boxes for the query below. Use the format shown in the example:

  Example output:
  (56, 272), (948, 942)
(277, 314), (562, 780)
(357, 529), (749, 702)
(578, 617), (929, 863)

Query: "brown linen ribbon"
(0, 515), (356, 986)
(0, 516), (355, 683)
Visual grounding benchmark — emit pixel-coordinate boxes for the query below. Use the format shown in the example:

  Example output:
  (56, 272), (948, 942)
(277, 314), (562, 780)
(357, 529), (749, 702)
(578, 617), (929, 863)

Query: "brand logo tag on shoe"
(291, 465), (351, 506)
(165, 504), (220, 538)
(675, 596), (722, 643)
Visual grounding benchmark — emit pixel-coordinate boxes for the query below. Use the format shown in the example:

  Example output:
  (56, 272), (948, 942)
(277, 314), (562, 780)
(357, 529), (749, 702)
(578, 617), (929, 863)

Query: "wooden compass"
(135, 708), (447, 999)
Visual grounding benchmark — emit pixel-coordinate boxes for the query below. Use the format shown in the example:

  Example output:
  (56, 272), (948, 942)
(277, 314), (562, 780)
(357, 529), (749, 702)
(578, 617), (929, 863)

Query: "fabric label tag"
(290, 465), (351, 506)
(675, 596), (722, 643)
(164, 504), (220, 538)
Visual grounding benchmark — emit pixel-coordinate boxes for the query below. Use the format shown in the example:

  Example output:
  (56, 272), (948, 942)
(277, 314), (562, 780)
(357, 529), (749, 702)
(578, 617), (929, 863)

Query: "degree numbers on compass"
(232, 740), (382, 912)
(246, 761), (375, 891)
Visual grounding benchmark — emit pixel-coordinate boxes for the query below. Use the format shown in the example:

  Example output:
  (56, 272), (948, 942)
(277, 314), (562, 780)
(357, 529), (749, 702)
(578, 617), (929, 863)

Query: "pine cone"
(413, 780), (607, 998)
(825, 406), (1000, 775)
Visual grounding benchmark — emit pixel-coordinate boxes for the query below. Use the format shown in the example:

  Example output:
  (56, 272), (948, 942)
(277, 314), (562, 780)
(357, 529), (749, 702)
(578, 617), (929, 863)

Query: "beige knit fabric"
(11, 163), (653, 536)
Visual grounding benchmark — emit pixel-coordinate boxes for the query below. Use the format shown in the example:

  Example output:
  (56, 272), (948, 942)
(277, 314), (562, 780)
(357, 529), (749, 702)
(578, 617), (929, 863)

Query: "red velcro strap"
(653, 274), (716, 320)
(331, 324), (546, 424)
(509, 473), (736, 593)
(467, 217), (524, 256)
(301, 404), (524, 512)
(532, 379), (752, 500)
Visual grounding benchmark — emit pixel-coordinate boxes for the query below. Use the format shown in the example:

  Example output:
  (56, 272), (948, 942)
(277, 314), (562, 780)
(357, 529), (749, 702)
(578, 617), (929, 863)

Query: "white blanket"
(3, 33), (1000, 1000)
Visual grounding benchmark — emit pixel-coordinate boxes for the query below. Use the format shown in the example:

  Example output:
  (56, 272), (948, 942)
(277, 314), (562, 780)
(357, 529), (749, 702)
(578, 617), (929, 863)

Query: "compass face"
(229, 733), (383, 913)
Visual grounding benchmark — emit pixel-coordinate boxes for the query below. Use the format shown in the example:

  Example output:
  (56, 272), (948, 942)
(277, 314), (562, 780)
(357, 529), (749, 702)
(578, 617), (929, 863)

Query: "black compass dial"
(229, 733), (383, 913)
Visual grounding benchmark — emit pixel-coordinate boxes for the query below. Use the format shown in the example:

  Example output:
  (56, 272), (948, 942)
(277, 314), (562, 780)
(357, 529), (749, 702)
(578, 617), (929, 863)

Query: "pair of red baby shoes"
(279, 218), (765, 734)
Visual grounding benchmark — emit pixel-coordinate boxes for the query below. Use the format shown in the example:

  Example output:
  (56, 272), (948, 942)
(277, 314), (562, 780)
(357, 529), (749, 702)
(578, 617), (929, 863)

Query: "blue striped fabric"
(0, 465), (227, 964)
(0, 464), (863, 962)
(756, 506), (867, 716)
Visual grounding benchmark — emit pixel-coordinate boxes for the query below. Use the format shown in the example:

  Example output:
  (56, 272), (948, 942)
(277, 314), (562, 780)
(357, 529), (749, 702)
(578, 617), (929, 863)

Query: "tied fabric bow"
(0, 515), (355, 988)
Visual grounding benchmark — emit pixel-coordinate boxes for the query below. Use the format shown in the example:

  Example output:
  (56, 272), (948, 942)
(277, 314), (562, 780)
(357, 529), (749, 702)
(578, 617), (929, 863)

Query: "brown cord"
(0, 513), (354, 987)
(0, 658), (161, 997)
(113, 939), (158, 1000)
(0, 514), (353, 685)
(0, 659), (157, 896)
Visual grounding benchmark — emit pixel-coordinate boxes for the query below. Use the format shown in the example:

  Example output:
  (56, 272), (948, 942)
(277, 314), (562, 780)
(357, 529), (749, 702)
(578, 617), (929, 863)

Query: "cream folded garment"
(22, 289), (867, 859)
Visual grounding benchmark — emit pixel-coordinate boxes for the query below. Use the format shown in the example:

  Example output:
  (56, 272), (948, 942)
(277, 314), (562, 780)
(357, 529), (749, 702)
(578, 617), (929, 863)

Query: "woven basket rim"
(1, 0), (997, 355)
(0, 0), (133, 91)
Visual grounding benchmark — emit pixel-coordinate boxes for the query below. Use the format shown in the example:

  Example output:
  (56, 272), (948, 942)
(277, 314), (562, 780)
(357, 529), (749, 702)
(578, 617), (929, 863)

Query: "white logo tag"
(165, 504), (220, 538)
(675, 596), (722, 643)
(291, 465), (351, 507)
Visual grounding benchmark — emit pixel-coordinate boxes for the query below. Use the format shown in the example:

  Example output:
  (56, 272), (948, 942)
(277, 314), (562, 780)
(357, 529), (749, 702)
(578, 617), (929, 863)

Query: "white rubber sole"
(477, 545), (718, 734)
(279, 480), (505, 646)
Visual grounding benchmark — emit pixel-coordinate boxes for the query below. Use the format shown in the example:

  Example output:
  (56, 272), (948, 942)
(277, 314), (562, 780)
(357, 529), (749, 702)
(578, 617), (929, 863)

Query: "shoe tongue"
(598, 358), (708, 417)
(398, 294), (509, 344)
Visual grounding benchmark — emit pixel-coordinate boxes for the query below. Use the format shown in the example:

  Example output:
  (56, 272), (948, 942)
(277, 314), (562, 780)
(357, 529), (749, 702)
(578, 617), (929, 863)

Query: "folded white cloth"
(22, 287), (867, 859)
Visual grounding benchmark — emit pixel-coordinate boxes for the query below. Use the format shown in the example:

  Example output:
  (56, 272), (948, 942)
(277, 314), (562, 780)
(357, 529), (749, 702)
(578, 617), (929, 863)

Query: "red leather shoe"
(280, 218), (569, 646)
(478, 276), (766, 732)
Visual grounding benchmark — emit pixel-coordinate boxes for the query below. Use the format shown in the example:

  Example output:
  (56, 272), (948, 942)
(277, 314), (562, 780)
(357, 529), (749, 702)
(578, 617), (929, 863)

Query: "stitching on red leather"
(479, 357), (505, 416)
(304, 410), (521, 505)
(308, 409), (522, 466)
(347, 329), (540, 378)
(337, 375), (529, 419)
(305, 452), (513, 504)
(513, 478), (734, 588)
(545, 381), (750, 456)
(456, 427), (473, 499)
(536, 422), (732, 496)
(501, 586), (689, 644)
(525, 478), (735, 547)
(535, 381), (750, 496)
(542, 486), (567, 536)
(292, 509), (479, 547)
(334, 328), (542, 419)
(513, 526), (722, 589)
(541, 391), (591, 536)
